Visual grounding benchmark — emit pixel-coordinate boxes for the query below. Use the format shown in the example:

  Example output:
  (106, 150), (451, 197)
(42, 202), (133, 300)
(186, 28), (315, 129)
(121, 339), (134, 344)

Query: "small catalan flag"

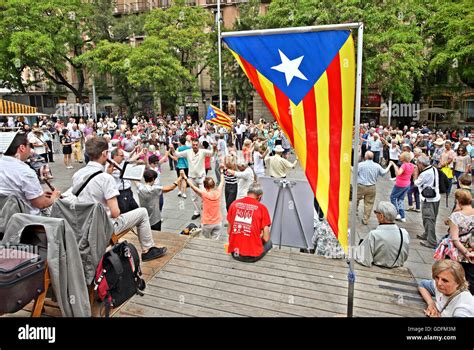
(206, 104), (233, 129)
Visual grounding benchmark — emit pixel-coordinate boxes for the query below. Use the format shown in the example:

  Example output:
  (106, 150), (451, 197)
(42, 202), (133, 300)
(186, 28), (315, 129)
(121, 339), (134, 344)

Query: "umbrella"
(414, 107), (455, 114)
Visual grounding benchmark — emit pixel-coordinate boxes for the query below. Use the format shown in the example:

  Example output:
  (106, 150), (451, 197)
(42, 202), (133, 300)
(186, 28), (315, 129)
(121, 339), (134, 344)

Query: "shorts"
(176, 167), (189, 178)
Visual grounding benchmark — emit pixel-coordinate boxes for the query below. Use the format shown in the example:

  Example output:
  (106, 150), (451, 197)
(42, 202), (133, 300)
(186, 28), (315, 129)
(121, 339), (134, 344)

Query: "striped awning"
(0, 99), (37, 114)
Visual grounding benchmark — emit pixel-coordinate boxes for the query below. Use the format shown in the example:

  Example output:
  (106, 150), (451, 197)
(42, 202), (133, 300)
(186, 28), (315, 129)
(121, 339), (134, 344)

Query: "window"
(462, 99), (474, 121)
(428, 98), (450, 121)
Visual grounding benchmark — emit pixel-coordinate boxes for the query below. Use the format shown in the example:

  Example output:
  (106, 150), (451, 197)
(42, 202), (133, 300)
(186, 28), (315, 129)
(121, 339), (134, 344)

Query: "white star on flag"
(271, 49), (308, 86)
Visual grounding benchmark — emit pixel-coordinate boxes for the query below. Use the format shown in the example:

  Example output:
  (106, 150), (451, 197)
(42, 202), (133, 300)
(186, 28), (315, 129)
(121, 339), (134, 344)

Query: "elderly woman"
(389, 152), (415, 223)
(418, 260), (474, 317)
(226, 158), (255, 200)
(388, 139), (401, 180)
(443, 190), (474, 294)
(355, 201), (410, 268)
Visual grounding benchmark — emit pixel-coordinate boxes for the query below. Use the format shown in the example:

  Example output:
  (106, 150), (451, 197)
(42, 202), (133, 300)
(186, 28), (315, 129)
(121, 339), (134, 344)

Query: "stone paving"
(46, 146), (455, 282)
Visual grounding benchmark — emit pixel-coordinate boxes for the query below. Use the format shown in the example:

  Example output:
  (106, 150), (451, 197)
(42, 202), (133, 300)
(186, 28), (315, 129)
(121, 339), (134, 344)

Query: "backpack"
(93, 241), (145, 317)
(180, 222), (198, 235)
(436, 168), (450, 194)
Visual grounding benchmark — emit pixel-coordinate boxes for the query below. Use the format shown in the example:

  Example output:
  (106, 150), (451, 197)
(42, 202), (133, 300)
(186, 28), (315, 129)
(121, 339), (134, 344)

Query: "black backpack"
(436, 168), (450, 194)
(94, 241), (145, 317)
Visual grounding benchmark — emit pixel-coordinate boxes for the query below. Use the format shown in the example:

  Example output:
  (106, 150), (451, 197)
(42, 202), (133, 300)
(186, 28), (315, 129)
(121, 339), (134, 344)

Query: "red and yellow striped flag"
(223, 30), (355, 251)
(206, 104), (233, 129)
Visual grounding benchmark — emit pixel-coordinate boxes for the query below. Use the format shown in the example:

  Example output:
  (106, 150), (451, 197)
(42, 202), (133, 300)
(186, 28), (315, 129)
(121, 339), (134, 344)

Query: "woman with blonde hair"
(418, 259), (474, 317)
(389, 151), (415, 223)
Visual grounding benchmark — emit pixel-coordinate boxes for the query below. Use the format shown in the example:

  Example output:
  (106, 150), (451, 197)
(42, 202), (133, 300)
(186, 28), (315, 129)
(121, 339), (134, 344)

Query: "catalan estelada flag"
(206, 104), (233, 129)
(223, 30), (355, 251)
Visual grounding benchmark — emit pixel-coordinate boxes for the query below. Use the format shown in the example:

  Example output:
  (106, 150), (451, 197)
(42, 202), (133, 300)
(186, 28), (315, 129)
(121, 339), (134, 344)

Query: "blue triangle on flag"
(224, 30), (350, 105)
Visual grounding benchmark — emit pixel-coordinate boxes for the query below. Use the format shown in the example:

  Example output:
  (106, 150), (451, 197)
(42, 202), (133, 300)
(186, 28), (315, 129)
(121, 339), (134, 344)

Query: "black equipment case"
(0, 245), (46, 314)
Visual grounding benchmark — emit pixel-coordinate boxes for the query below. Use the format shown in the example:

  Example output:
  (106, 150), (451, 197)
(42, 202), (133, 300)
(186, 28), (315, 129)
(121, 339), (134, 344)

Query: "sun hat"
(274, 145), (285, 153)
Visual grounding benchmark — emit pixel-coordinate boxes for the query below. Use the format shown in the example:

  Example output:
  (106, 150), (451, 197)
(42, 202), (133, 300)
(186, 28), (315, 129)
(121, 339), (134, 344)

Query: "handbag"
(421, 168), (437, 198)
(433, 231), (472, 262)
(440, 166), (454, 179)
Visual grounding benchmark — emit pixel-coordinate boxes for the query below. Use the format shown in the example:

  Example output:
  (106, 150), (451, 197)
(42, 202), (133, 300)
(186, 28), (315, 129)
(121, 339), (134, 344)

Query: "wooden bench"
(110, 228), (134, 245)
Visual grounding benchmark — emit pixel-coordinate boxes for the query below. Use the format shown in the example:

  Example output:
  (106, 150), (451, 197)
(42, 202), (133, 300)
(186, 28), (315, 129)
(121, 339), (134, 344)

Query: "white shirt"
(111, 160), (131, 191)
(30, 135), (46, 155)
(435, 289), (474, 317)
(253, 152), (265, 176)
(72, 161), (119, 217)
(174, 148), (213, 178)
(234, 167), (254, 199)
(414, 166), (440, 202)
(0, 156), (43, 215)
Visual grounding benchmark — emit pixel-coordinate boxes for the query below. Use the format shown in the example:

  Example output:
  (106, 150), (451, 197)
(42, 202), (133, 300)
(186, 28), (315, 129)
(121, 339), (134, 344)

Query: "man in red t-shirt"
(227, 182), (272, 262)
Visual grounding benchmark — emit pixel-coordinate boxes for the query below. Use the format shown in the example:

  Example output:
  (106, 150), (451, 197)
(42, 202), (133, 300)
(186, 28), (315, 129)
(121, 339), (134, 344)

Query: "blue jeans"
(390, 185), (410, 218)
(407, 184), (420, 210)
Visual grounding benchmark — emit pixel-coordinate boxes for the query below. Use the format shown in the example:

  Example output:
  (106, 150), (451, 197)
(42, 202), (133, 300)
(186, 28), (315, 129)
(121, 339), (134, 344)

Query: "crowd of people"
(0, 114), (473, 316)
(355, 123), (474, 316)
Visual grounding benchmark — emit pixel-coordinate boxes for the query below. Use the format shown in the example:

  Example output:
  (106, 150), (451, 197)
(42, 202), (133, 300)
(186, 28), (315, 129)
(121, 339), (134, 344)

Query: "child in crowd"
(137, 169), (183, 231)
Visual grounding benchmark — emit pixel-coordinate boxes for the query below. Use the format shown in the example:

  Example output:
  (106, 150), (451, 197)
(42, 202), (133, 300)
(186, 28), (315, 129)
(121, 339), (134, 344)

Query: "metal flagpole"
(222, 23), (361, 38)
(217, 0), (223, 110)
(347, 22), (364, 318)
(92, 76), (97, 121)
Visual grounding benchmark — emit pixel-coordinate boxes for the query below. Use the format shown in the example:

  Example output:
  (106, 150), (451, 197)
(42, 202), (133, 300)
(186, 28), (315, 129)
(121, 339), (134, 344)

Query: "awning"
(0, 99), (37, 115)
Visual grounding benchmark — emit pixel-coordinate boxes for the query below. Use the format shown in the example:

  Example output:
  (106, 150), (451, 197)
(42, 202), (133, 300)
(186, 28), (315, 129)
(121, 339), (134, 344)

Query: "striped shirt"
(357, 160), (390, 186)
(224, 171), (237, 185)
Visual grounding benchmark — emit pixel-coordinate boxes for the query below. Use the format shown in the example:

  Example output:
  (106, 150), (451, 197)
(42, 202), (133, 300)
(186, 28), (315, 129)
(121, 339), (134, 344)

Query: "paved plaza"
(46, 148), (455, 283)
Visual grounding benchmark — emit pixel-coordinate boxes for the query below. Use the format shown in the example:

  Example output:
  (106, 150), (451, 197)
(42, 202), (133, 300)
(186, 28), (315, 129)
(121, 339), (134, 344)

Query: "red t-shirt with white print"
(227, 197), (271, 257)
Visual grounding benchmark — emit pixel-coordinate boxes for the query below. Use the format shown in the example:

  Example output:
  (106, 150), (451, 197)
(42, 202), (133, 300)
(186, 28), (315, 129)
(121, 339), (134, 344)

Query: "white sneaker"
(396, 214), (401, 220)
(182, 193), (187, 198)
(400, 218), (406, 223)
(178, 191), (182, 197)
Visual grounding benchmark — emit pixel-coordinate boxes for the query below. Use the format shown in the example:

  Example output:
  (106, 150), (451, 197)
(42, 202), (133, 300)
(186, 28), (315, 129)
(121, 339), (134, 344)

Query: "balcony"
(113, 0), (171, 15)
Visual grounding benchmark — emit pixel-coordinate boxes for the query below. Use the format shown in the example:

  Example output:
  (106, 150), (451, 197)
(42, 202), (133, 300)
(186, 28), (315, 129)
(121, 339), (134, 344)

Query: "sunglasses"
(374, 210), (381, 215)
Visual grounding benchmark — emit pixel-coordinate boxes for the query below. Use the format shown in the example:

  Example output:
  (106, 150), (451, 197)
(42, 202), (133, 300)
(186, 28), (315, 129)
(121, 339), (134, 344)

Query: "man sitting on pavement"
(72, 137), (167, 262)
(227, 182), (272, 263)
(355, 201), (410, 268)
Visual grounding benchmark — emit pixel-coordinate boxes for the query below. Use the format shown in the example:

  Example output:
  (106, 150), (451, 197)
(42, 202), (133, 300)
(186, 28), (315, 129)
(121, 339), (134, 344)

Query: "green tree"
(142, 0), (212, 111)
(208, 0), (262, 120)
(261, 0), (428, 103)
(425, 0), (474, 88)
(0, 0), (118, 103)
(79, 41), (139, 115)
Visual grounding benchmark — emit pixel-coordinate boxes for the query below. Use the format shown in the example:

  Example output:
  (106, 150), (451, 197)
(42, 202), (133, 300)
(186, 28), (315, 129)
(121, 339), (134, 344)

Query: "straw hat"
(433, 138), (445, 146)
